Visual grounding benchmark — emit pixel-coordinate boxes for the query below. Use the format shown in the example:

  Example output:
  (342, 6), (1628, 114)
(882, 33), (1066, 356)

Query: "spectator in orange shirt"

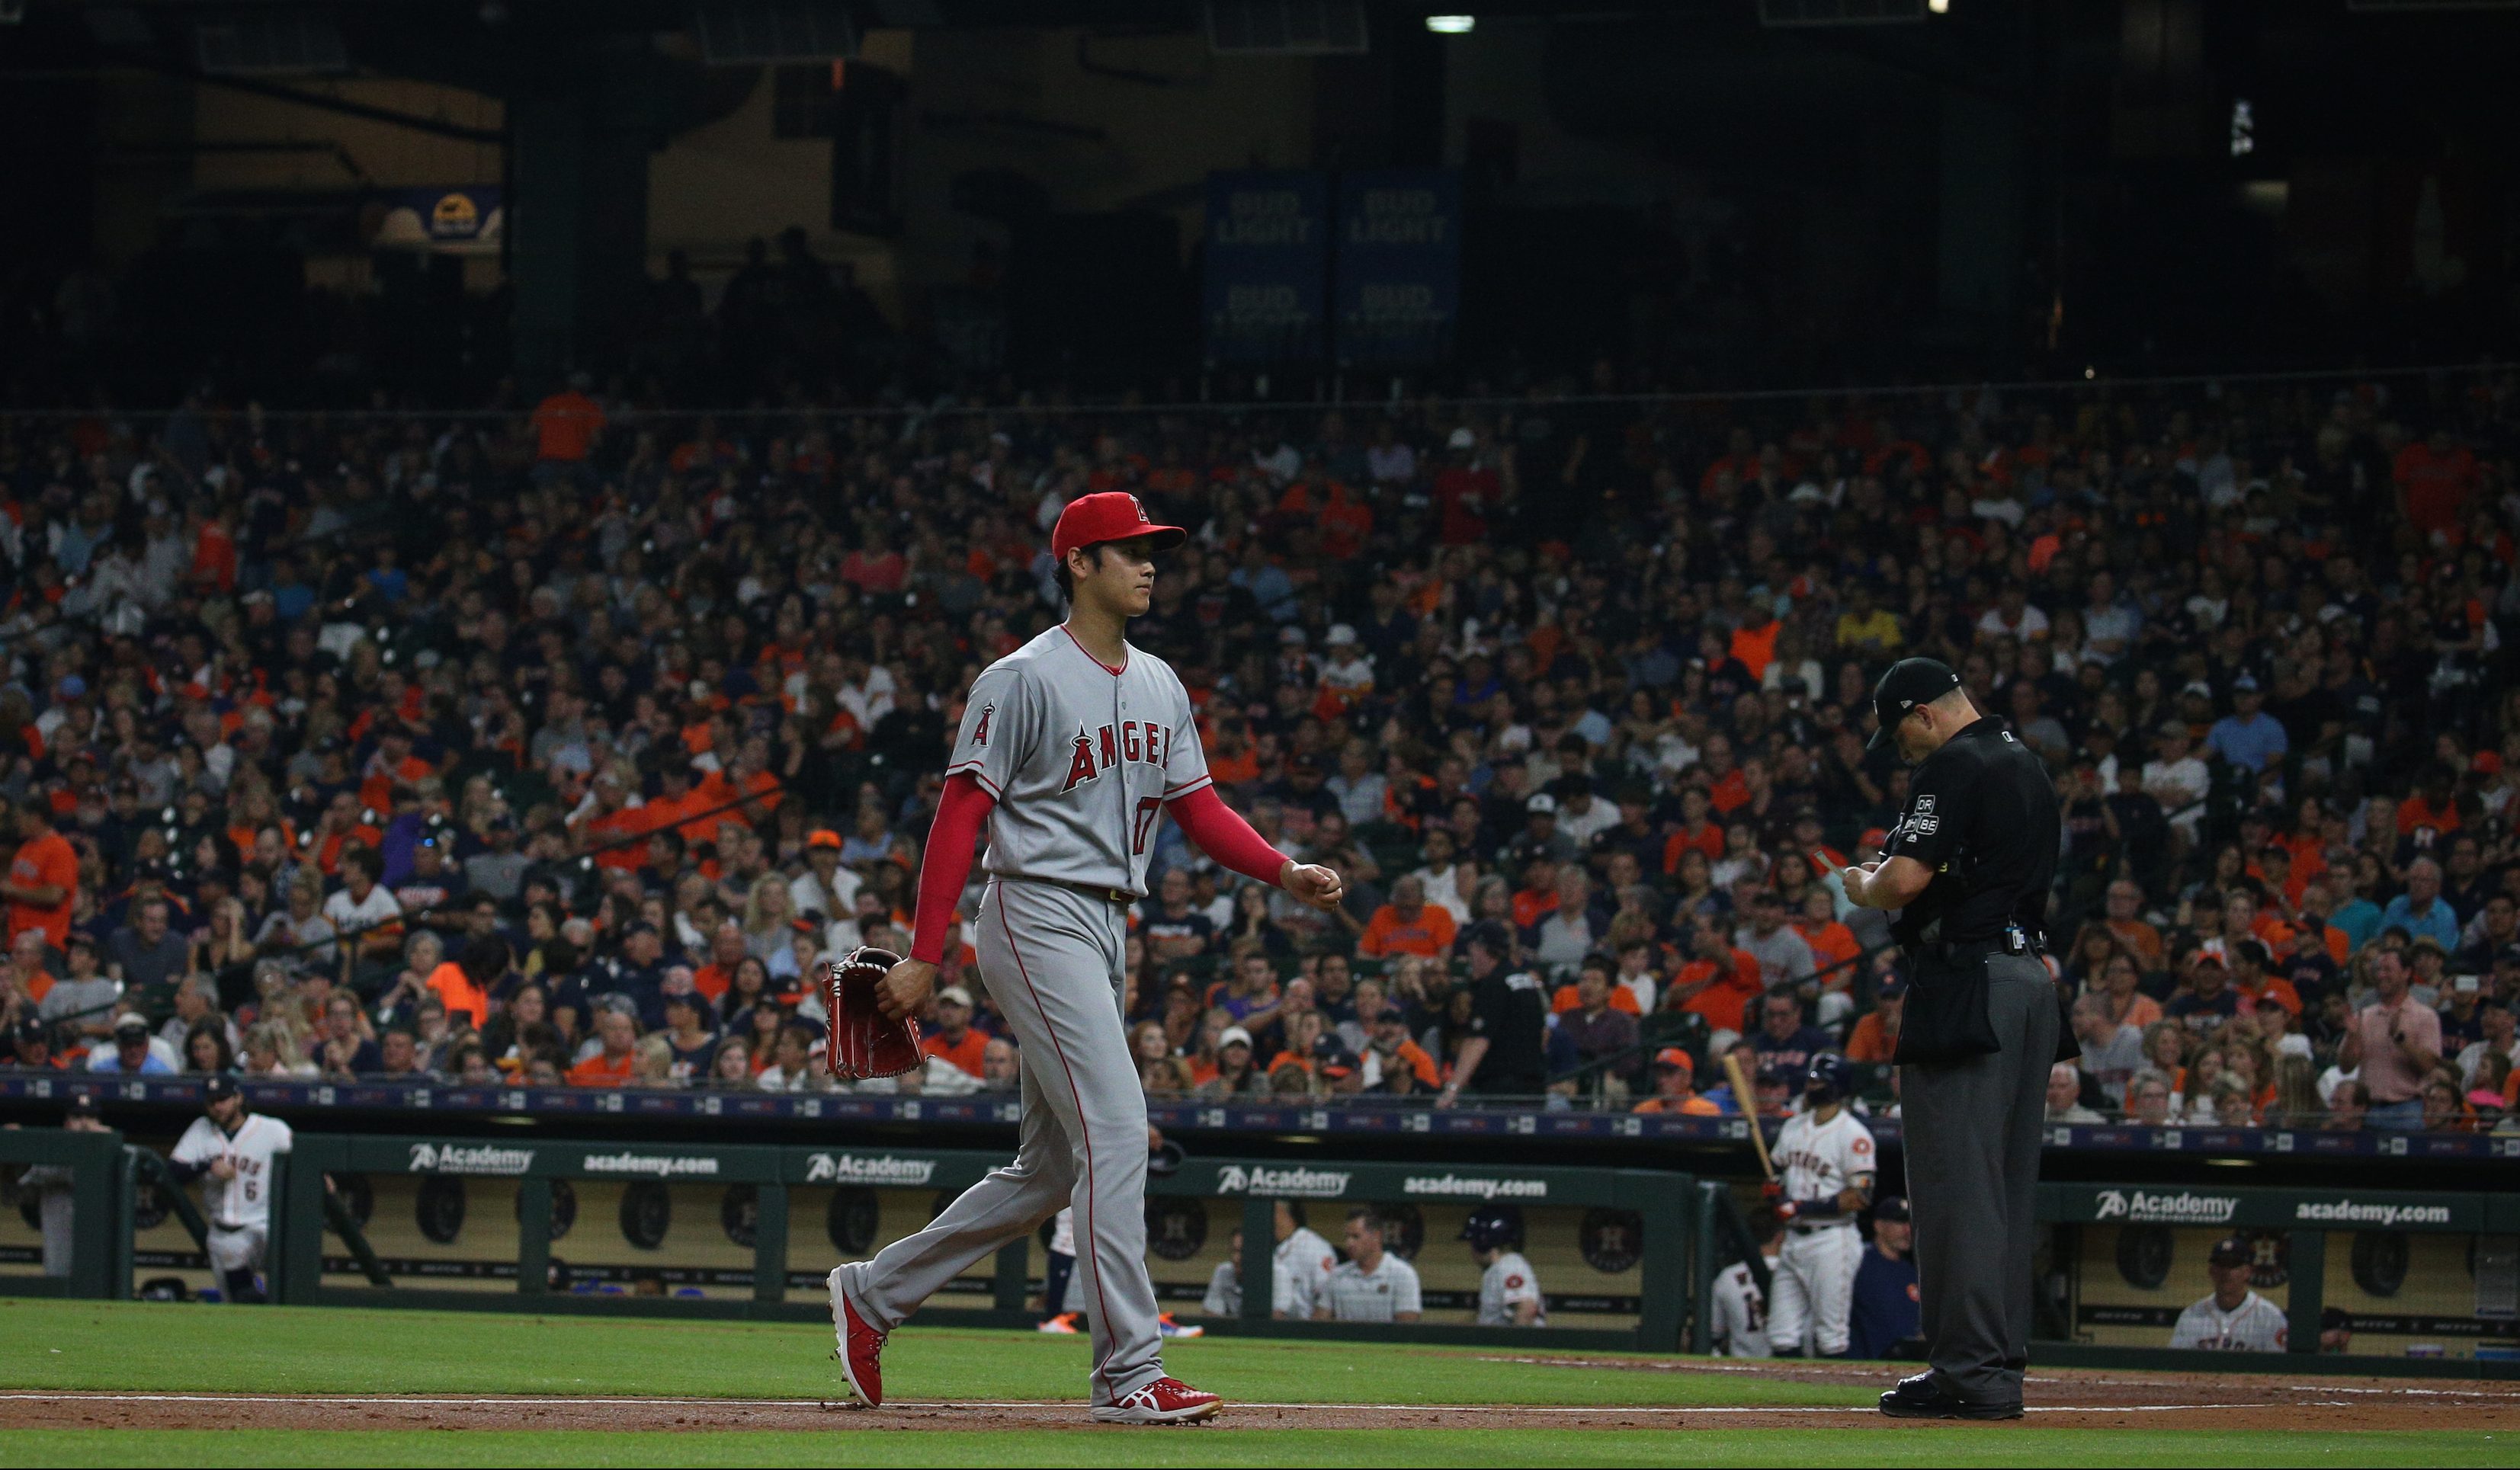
(1358, 876), (1457, 961)
(1661, 787), (1724, 874)
(1794, 890), (1861, 987)
(1665, 918), (1765, 1036)
(531, 371), (605, 480)
(2101, 879), (2166, 975)
(1845, 978), (1904, 1062)
(922, 985), (989, 1078)
(2394, 764), (2461, 839)
(1631, 1047), (1722, 1115)
(1729, 606), (1780, 681)
(566, 1004), (641, 1087)
(2, 802), (78, 948)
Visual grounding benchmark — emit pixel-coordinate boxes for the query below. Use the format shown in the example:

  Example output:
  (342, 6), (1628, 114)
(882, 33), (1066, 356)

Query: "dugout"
(242, 1135), (1693, 1352)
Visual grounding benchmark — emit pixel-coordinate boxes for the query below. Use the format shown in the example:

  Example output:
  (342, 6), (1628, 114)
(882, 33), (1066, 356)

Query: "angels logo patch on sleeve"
(972, 703), (995, 747)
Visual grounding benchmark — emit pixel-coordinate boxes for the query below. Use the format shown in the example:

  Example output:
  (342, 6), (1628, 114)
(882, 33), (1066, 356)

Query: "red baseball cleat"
(1091, 1376), (1223, 1425)
(828, 1267), (886, 1407)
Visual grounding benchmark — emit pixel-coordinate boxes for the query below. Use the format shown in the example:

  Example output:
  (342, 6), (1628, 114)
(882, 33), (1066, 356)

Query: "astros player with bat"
(822, 491), (1345, 1425)
(1761, 1052), (1875, 1358)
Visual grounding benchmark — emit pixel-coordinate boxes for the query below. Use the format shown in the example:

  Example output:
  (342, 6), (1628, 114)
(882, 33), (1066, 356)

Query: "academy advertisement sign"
(406, 1142), (535, 1176)
(1214, 1164), (1351, 1199)
(804, 1152), (938, 1187)
(1401, 1174), (1548, 1201)
(582, 1151), (720, 1178)
(2061, 1184), (2476, 1231)
(2092, 1189), (2239, 1225)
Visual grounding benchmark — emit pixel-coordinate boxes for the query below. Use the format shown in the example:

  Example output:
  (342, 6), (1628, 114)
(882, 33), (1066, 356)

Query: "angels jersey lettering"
(946, 627), (1209, 896)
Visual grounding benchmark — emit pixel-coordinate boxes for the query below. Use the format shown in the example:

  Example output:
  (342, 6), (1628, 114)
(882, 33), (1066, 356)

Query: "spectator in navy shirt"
(1848, 1196), (1921, 1359)
(2166, 953), (2243, 1036)
(1748, 991), (1832, 1078)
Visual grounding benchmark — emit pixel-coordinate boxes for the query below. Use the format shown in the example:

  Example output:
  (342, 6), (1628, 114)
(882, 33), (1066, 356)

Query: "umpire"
(1839, 658), (2058, 1421)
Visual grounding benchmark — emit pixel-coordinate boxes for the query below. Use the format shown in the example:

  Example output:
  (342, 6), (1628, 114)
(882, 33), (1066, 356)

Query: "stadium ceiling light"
(1928, 0), (1949, 11)
(1425, 14), (1475, 34)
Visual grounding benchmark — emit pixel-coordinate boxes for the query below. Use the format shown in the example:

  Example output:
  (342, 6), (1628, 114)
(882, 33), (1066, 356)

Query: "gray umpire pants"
(1900, 954), (2058, 1404)
(837, 879), (1162, 1407)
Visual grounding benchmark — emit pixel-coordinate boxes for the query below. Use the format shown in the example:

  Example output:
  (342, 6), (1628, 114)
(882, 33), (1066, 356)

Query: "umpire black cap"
(1867, 658), (1964, 751)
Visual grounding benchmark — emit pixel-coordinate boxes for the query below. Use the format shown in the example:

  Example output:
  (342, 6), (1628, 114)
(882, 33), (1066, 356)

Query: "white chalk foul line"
(0, 1392), (2325, 1417)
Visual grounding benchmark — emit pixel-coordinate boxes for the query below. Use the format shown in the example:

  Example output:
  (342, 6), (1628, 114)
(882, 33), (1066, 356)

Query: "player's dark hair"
(1055, 541), (1115, 604)
(1283, 1199), (1306, 1228)
(1345, 1205), (1381, 1230)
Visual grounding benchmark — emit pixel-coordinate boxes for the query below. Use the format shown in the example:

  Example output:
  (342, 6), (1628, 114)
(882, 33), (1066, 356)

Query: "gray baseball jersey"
(1323, 1252), (1423, 1322)
(1477, 1249), (1544, 1326)
(947, 626), (1208, 896)
(2169, 1289), (2287, 1351)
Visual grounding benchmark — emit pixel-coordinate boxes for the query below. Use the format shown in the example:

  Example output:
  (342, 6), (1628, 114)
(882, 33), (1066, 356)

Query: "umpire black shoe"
(1878, 1372), (2023, 1420)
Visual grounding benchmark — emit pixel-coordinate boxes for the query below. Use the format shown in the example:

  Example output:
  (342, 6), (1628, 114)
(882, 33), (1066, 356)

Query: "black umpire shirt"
(1467, 966), (1550, 1095)
(1884, 716), (2058, 950)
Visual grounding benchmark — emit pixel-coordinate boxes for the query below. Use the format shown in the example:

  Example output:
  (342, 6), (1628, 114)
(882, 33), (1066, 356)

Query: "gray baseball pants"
(1900, 954), (2058, 1404)
(836, 878), (1161, 1405)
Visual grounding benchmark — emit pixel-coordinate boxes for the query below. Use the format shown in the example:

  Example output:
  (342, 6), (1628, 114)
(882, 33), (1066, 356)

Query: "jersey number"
(1132, 796), (1162, 856)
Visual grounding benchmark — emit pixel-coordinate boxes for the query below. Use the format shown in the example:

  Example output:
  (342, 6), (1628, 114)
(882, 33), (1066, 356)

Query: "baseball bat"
(1721, 1049), (1777, 1183)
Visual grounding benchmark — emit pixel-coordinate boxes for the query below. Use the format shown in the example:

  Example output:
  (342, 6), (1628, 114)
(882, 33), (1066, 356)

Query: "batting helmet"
(1458, 1204), (1524, 1254)
(1804, 1052), (1855, 1105)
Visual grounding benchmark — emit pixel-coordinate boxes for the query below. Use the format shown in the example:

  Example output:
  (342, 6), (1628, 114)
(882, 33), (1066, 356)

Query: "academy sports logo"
(2294, 1199), (2452, 1227)
(1401, 1174), (1548, 1200)
(2093, 1188), (2238, 1224)
(1214, 1164), (1351, 1199)
(804, 1152), (938, 1186)
(407, 1142), (535, 1175)
(583, 1151), (720, 1178)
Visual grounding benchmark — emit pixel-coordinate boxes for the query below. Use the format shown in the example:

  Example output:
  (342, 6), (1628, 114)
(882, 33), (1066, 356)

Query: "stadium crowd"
(1, 361), (2518, 1135)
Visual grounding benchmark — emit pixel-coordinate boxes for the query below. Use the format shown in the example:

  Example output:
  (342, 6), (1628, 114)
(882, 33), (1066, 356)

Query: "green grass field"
(0, 1299), (2504, 1468)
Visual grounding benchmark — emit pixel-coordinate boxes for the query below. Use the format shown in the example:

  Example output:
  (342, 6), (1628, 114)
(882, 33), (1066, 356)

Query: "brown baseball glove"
(820, 946), (925, 1081)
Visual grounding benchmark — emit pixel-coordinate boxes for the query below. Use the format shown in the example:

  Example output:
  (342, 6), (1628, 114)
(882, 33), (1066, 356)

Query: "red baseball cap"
(1051, 492), (1187, 561)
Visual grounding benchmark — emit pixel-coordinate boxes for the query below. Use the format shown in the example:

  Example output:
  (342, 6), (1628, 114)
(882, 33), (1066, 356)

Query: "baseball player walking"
(165, 1075), (293, 1303)
(827, 492), (1345, 1424)
(1761, 1053), (1874, 1358)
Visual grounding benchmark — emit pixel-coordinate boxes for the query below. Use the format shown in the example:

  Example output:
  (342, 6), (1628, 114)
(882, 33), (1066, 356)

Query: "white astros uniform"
(836, 625), (1208, 1409)
(1273, 1225), (1338, 1319)
(171, 1112), (295, 1276)
(1765, 1107), (1874, 1356)
(1477, 1249), (1544, 1327)
(1710, 1256), (1771, 1356)
(2169, 1290), (2287, 1351)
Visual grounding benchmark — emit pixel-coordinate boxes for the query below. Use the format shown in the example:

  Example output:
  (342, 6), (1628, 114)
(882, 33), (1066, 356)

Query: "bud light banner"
(1202, 171), (1329, 365)
(1333, 170), (1460, 367)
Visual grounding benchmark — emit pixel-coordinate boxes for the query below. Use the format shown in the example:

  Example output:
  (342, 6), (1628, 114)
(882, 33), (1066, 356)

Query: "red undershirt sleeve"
(1165, 785), (1291, 889)
(909, 773), (995, 965)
